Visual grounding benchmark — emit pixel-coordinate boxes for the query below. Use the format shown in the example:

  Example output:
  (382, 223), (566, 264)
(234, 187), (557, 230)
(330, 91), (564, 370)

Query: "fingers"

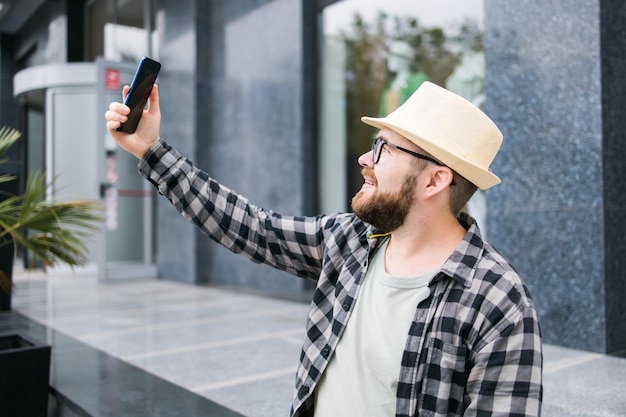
(122, 85), (130, 102)
(104, 101), (129, 130)
(104, 84), (161, 159)
(147, 84), (160, 115)
(107, 86), (131, 119)
(104, 85), (132, 130)
(105, 117), (123, 131)
(108, 101), (130, 115)
(105, 84), (158, 128)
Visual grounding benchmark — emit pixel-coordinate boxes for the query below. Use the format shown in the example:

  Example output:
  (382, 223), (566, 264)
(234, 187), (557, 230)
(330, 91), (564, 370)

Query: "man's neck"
(384, 214), (466, 277)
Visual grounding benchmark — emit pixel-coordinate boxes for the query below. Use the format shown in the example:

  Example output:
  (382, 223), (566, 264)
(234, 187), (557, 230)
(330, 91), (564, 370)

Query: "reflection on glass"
(379, 40), (428, 116)
(319, 0), (484, 217)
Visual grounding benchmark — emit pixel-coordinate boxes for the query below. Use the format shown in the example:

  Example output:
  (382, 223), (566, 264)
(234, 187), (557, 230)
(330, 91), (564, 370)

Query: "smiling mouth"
(359, 177), (377, 193)
(361, 168), (377, 187)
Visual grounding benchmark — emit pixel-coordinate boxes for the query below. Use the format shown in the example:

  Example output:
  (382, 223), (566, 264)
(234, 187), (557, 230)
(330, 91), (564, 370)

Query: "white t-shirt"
(314, 239), (435, 416)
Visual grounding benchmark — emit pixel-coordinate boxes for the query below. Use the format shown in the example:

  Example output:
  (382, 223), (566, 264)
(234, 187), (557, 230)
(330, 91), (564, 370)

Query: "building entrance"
(13, 59), (156, 280)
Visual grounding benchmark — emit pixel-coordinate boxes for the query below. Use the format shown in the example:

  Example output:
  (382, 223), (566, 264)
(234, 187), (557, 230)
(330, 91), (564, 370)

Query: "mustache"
(361, 167), (378, 186)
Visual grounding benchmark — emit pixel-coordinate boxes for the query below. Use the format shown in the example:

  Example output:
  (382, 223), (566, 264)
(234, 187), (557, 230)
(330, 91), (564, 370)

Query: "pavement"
(6, 267), (626, 417)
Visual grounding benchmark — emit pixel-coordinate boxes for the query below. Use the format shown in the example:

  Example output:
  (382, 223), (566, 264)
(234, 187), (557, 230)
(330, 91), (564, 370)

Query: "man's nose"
(358, 150), (373, 167)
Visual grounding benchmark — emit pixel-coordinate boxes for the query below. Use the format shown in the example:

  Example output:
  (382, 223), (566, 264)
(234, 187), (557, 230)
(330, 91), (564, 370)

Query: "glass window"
(319, 0), (484, 215)
(86, 0), (158, 62)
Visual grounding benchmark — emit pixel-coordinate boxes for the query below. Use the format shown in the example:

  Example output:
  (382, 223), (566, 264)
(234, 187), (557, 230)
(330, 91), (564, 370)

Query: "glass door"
(97, 59), (157, 280)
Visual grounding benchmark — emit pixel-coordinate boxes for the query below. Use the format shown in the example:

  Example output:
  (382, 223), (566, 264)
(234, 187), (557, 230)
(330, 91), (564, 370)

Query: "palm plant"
(0, 126), (101, 304)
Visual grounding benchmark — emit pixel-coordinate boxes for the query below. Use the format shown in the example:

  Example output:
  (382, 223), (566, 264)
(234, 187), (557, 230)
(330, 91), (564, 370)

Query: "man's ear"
(424, 166), (455, 196)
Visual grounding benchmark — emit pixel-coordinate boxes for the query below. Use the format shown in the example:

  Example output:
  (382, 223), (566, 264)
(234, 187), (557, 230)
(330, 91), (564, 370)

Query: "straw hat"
(361, 81), (503, 190)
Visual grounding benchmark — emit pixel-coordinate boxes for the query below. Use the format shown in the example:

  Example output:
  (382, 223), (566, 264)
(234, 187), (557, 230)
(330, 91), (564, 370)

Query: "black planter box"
(0, 333), (51, 417)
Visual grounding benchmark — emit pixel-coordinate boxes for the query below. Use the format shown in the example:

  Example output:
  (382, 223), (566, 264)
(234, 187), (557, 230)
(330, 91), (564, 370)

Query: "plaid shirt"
(140, 140), (543, 417)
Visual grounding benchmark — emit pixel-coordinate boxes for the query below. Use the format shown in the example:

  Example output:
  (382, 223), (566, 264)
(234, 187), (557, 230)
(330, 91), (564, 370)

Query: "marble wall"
(485, 0), (626, 354)
(157, 0), (315, 297)
(153, 0), (199, 284)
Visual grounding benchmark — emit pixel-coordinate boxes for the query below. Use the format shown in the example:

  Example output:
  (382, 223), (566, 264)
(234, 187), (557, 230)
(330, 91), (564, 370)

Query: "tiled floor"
(11, 270), (308, 417)
(9, 267), (626, 417)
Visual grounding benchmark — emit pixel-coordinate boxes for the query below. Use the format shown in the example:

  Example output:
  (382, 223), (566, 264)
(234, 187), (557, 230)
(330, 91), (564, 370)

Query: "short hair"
(409, 147), (477, 215)
(449, 172), (478, 215)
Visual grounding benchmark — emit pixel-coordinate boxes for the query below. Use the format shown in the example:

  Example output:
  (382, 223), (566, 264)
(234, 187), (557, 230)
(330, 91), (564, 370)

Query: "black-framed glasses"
(371, 137), (442, 165)
(371, 137), (456, 185)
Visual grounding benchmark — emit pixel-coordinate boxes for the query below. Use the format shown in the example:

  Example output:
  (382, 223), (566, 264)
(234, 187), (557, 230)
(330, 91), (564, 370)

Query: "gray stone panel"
(155, 0), (199, 285)
(157, 0), (312, 297)
(485, 0), (626, 353)
(488, 209), (605, 352)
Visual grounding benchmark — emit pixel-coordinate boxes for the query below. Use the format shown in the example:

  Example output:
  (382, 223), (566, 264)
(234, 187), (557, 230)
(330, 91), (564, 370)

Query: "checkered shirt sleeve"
(138, 140), (327, 280)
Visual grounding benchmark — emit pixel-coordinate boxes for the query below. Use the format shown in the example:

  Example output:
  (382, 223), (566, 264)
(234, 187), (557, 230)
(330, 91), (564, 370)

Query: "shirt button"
(321, 347), (330, 358)
(342, 303), (350, 311)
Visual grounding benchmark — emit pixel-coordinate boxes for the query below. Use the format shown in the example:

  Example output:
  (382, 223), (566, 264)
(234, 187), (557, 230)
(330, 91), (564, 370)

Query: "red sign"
(105, 68), (121, 90)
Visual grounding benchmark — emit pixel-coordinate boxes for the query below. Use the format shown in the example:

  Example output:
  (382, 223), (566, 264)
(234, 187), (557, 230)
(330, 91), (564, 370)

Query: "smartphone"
(116, 56), (161, 133)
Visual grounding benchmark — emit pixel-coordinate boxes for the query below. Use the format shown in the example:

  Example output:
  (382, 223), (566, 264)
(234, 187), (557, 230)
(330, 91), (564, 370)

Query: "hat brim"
(361, 116), (501, 190)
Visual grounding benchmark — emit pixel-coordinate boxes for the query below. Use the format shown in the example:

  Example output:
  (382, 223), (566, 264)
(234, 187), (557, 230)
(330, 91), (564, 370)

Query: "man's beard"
(351, 169), (418, 232)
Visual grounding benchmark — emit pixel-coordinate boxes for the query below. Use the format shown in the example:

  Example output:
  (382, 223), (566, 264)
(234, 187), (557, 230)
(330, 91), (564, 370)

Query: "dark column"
(0, 34), (19, 131)
(600, 0), (626, 354)
(66, 1), (84, 62)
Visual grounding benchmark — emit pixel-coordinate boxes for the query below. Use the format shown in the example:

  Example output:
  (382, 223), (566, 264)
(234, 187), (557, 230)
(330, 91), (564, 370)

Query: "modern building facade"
(0, 0), (624, 355)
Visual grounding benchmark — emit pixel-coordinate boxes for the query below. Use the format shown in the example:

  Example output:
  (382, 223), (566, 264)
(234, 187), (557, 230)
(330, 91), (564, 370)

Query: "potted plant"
(0, 126), (100, 417)
(0, 126), (101, 310)
(0, 332), (53, 417)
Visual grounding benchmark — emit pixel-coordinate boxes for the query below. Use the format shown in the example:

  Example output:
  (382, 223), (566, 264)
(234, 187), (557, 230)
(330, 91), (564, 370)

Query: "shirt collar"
(439, 212), (485, 288)
(365, 212), (485, 288)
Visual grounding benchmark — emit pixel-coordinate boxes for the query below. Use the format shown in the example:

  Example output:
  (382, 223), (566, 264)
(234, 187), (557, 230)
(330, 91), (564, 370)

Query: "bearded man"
(105, 81), (542, 417)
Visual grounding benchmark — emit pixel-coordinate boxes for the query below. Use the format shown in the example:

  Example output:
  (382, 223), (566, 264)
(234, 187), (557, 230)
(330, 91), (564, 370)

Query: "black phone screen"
(116, 57), (161, 133)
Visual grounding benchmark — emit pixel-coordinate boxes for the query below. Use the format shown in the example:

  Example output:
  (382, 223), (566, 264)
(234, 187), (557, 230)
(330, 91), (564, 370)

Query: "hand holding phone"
(116, 57), (161, 133)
